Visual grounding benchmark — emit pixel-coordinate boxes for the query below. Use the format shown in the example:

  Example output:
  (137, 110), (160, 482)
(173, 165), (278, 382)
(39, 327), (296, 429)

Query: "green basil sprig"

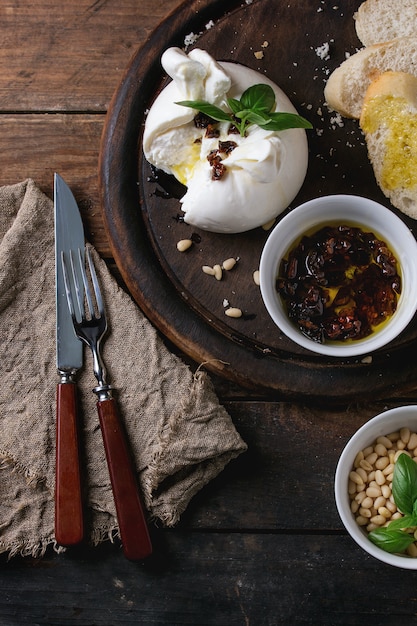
(176, 83), (312, 137)
(368, 453), (417, 554)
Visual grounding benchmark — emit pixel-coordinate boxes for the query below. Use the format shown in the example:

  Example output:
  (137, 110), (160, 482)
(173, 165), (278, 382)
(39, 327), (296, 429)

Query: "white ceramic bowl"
(335, 405), (417, 569)
(259, 194), (417, 357)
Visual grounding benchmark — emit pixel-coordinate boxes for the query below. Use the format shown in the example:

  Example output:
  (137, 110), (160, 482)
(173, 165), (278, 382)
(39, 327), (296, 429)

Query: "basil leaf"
(175, 100), (232, 123)
(385, 513), (416, 530)
(392, 453), (417, 516)
(244, 110), (273, 126)
(240, 84), (276, 114)
(227, 98), (244, 115)
(368, 527), (415, 553)
(259, 112), (313, 131)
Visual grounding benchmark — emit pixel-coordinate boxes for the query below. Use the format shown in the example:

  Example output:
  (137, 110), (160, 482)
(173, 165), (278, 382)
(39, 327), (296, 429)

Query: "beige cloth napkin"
(0, 179), (247, 558)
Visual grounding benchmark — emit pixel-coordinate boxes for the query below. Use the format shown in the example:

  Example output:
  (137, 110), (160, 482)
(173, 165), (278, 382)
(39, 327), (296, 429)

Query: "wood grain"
(2, 2), (417, 624)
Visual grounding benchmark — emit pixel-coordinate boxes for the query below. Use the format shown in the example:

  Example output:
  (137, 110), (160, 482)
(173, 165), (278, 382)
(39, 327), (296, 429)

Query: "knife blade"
(54, 173), (84, 546)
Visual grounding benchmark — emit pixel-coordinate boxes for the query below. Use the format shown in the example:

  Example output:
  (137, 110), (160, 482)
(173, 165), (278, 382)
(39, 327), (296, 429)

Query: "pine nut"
(355, 491), (367, 504)
(366, 451), (378, 465)
(356, 516), (368, 526)
(366, 486), (381, 498)
(356, 467), (368, 482)
(378, 507), (391, 519)
(359, 507), (372, 518)
(213, 264), (222, 281)
(375, 456), (390, 470)
(374, 496), (386, 509)
(253, 270), (260, 286)
(348, 480), (357, 495)
(382, 463), (394, 476)
(354, 451), (364, 468)
(222, 257), (236, 271)
(400, 427), (411, 444)
(262, 218), (275, 230)
(375, 443), (388, 457)
(408, 433), (417, 450)
(376, 436), (393, 449)
(202, 265), (215, 275)
(176, 239), (192, 252)
(360, 496), (373, 509)
(370, 514), (386, 526)
(225, 307), (242, 318)
(381, 484), (391, 499)
(375, 470), (385, 486)
(359, 459), (373, 472)
(349, 471), (363, 486)
(351, 500), (359, 514)
(407, 543), (417, 557)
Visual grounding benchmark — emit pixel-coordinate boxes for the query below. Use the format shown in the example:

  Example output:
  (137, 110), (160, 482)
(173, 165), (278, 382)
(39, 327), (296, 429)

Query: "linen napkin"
(0, 179), (247, 558)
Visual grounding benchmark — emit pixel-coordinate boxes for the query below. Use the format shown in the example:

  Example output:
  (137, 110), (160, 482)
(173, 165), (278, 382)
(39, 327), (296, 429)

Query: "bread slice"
(354, 0), (417, 46)
(324, 37), (417, 118)
(359, 71), (417, 219)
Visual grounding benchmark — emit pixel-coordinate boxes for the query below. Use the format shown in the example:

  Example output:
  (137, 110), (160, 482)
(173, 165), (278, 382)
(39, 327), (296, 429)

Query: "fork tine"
(77, 247), (96, 319)
(86, 246), (105, 318)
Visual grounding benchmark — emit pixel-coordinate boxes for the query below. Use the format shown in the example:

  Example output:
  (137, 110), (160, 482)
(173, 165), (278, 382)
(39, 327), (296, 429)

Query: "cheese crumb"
(254, 50), (264, 60)
(315, 42), (330, 60)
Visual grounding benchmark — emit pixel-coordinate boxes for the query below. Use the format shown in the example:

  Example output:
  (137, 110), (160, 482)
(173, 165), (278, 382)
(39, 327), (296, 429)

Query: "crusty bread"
(354, 0), (417, 46)
(359, 71), (417, 219)
(324, 37), (417, 118)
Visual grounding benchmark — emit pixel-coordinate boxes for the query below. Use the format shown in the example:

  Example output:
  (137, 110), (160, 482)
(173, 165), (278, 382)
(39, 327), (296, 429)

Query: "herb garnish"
(176, 83), (312, 137)
(368, 453), (417, 554)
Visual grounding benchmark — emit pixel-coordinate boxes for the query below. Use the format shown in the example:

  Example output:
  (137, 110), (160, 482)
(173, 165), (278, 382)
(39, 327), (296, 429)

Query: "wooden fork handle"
(97, 397), (152, 560)
(55, 382), (84, 546)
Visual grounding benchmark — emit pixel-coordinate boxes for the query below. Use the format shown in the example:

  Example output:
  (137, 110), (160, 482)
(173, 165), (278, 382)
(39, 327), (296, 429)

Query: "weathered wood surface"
(1, 1), (417, 624)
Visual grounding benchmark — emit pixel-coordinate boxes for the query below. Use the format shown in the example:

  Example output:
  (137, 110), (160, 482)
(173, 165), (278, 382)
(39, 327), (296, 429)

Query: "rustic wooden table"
(2, 1), (417, 624)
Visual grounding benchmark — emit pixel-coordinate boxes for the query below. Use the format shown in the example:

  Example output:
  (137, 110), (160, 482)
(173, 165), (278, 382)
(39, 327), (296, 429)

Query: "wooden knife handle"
(55, 382), (84, 546)
(97, 397), (152, 560)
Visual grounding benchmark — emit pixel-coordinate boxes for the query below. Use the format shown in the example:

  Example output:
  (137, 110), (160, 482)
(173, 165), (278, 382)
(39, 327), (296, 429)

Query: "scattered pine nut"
(262, 218), (275, 230)
(177, 239), (193, 252)
(202, 265), (215, 275)
(225, 307), (242, 318)
(253, 270), (260, 286)
(213, 264), (222, 281)
(222, 257), (237, 271)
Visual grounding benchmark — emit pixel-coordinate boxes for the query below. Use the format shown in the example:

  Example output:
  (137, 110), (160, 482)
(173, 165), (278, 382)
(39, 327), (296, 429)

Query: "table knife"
(54, 173), (84, 546)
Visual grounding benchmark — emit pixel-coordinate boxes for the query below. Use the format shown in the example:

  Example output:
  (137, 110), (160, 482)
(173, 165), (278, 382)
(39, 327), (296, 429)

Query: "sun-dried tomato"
(276, 224), (401, 343)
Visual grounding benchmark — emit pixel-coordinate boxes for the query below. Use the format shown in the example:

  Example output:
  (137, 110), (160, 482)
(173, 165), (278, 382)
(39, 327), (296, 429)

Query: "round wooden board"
(99, 0), (417, 402)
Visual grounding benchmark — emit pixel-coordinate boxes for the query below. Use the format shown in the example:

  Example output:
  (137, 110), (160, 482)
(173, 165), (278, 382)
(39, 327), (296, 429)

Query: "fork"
(62, 246), (152, 560)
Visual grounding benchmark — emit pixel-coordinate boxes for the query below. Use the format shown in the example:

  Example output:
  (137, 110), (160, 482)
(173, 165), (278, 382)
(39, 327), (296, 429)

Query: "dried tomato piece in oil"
(276, 224), (401, 343)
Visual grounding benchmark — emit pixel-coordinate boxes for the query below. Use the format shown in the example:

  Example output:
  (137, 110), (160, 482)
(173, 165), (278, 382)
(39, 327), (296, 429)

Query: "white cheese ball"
(143, 48), (309, 233)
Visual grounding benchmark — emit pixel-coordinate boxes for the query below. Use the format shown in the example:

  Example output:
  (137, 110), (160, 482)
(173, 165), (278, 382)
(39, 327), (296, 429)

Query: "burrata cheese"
(143, 47), (309, 233)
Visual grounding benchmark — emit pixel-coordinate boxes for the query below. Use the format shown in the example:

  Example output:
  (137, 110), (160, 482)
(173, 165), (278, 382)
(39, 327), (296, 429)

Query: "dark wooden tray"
(99, 0), (417, 402)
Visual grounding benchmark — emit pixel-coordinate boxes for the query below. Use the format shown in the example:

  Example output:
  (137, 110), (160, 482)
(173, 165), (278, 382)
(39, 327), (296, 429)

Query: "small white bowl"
(335, 405), (417, 569)
(259, 194), (417, 357)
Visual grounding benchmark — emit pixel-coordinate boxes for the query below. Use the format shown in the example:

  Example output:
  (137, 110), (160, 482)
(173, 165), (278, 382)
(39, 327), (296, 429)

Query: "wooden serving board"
(99, 0), (417, 402)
